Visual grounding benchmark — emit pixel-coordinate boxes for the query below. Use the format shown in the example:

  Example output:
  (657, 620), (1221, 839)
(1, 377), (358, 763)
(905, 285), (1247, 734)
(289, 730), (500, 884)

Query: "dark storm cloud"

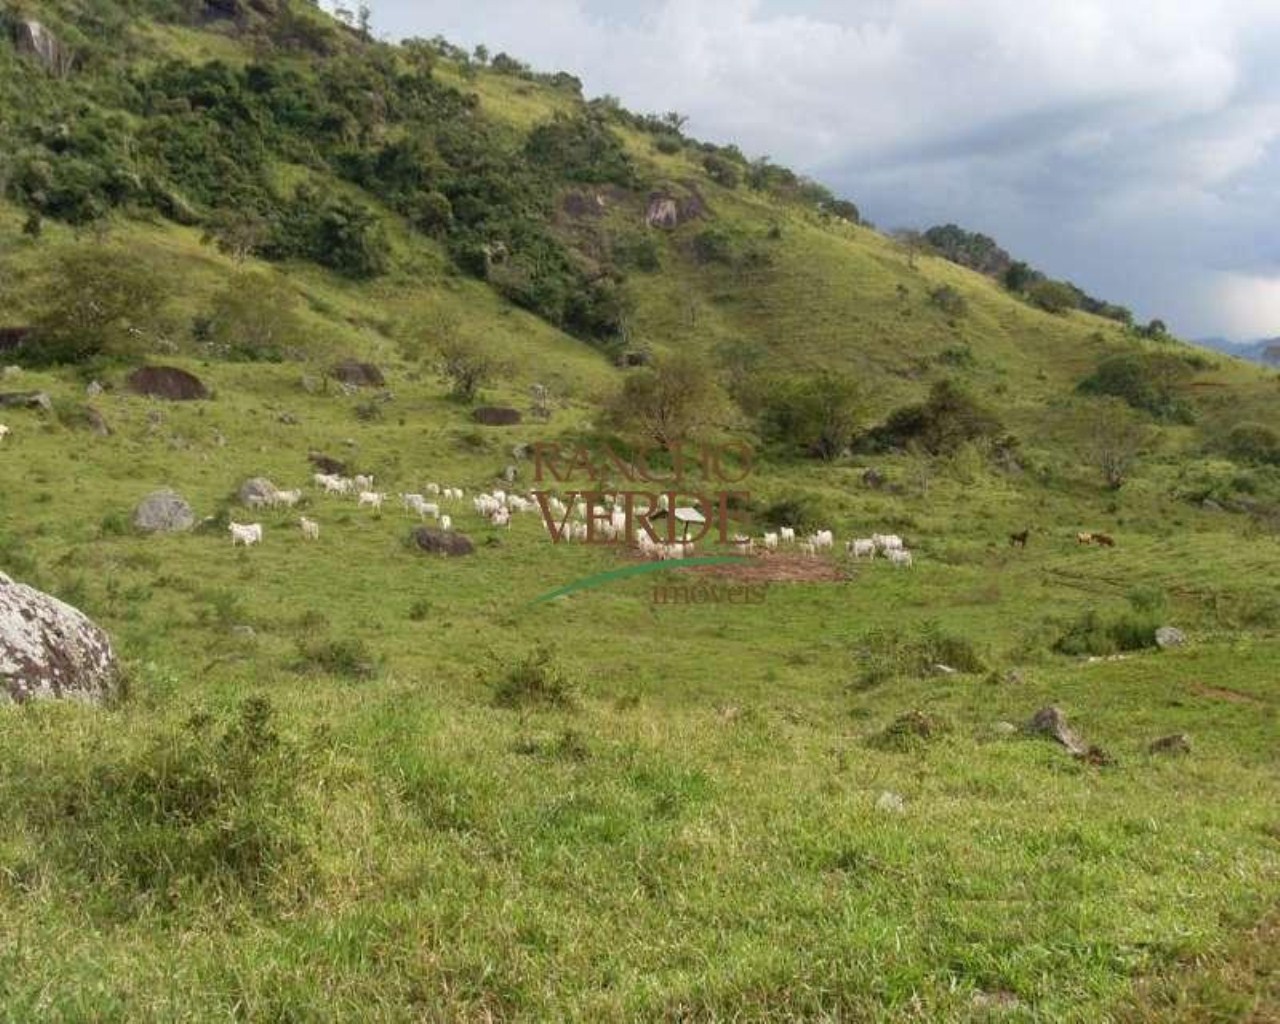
(360, 0), (1280, 338)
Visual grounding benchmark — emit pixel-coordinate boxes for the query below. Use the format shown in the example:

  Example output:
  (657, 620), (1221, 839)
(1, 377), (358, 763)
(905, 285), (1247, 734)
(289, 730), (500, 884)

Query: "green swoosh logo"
(527, 556), (753, 605)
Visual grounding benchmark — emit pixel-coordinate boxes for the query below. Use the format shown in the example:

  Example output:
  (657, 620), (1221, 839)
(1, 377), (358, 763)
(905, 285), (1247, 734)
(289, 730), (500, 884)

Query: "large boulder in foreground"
(1, 574), (118, 705)
(134, 489), (195, 533)
(127, 366), (210, 401)
(411, 527), (475, 557)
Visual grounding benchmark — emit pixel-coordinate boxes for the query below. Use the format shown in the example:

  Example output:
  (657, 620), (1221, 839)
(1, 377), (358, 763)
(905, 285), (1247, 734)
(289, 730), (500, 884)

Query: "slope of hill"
(1, 2), (1279, 1020)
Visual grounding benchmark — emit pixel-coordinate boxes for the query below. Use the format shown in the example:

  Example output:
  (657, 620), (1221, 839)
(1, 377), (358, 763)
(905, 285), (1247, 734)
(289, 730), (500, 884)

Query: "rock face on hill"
(127, 366), (210, 401)
(134, 489), (195, 533)
(11, 20), (71, 75)
(0, 574), (118, 705)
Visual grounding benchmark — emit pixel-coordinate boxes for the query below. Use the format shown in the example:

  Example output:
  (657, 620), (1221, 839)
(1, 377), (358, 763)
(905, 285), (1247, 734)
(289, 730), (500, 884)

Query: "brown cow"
(1010, 529), (1029, 548)
(1092, 533), (1115, 547)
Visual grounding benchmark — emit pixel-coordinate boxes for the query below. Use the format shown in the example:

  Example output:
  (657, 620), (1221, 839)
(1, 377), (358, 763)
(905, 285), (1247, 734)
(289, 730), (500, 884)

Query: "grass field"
(1, 349), (1277, 1021)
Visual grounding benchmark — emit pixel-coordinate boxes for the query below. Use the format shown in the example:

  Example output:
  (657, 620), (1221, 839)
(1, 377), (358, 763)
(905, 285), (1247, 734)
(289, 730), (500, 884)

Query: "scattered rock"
(1026, 705), (1113, 764)
(616, 350), (651, 368)
(875, 790), (906, 814)
(411, 527), (475, 557)
(238, 477), (279, 507)
(127, 366), (209, 401)
(473, 406), (522, 426)
(308, 452), (347, 476)
(972, 990), (1021, 1011)
(85, 380), (104, 397)
(502, 464), (519, 483)
(511, 443), (533, 461)
(331, 359), (385, 388)
(992, 721), (1019, 736)
(932, 663), (957, 676)
(231, 625), (257, 639)
(0, 573), (118, 705)
(133, 489), (195, 533)
(1155, 626), (1187, 650)
(300, 374), (321, 395)
(0, 391), (53, 412)
(84, 406), (111, 436)
(277, 411), (299, 425)
(1201, 498), (1224, 512)
(1, 366), (20, 381)
(1025, 705), (1087, 756)
(1149, 733), (1192, 756)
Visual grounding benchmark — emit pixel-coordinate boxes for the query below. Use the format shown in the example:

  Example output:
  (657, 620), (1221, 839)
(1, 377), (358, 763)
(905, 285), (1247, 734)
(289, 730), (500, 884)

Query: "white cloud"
(370, 0), (1280, 338)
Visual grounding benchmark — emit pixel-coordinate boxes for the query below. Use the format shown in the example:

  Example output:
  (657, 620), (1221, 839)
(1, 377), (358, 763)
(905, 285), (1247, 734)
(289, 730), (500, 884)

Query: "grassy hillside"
(0, 1), (1278, 1020)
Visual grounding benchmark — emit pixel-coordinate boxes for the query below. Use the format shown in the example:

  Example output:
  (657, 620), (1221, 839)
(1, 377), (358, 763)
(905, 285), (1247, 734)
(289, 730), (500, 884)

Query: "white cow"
(762, 532), (779, 551)
(0, 424), (9, 442)
(354, 475), (375, 491)
(780, 527), (796, 544)
(848, 538), (876, 560)
(873, 533), (904, 552)
(799, 540), (817, 558)
(887, 548), (914, 568)
(358, 491), (385, 511)
(271, 489), (303, 509)
(299, 516), (320, 541)
(230, 522), (263, 547)
(440, 514), (453, 532)
(424, 483), (441, 496)
(813, 529), (835, 550)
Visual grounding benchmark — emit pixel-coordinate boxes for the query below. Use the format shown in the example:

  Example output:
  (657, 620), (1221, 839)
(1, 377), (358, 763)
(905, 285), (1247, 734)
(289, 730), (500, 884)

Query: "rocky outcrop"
(127, 366), (210, 401)
(11, 20), (73, 76)
(411, 527), (475, 557)
(0, 574), (118, 705)
(238, 478), (279, 507)
(331, 360), (385, 388)
(133, 489), (195, 533)
(0, 391), (53, 412)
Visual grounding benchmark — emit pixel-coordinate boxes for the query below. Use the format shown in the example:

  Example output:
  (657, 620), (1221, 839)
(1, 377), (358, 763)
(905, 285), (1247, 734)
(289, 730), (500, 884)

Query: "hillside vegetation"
(0, 1), (1278, 1020)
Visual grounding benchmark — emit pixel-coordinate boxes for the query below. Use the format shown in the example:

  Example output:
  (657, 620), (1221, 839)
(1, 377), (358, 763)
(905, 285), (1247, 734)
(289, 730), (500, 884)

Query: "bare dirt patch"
(1190, 682), (1263, 705)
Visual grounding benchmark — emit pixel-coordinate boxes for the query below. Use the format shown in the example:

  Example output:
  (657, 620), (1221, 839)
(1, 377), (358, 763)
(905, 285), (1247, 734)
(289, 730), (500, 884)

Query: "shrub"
(702, 153), (740, 188)
(200, 271), (304, 361)
(757, 372), (864, 460)
(851, 622), (986, 689)
(1052, 597), (1162, 657)
(1027, 279), (1078, 314)
(865, 379), (1004, 455)
(1078, 353), (1194, 423)
(1225, 422), (1280, 466)
(928, 285), (968, 317)
(489, 644), (576, 710)
(759, 493), (831, 533)
(691, 227), (736, 266)
(294, 637), (379, 680)
(867, 710), (953, 751)
(525, 112), (635, 186)
(612, 232), (661, 272)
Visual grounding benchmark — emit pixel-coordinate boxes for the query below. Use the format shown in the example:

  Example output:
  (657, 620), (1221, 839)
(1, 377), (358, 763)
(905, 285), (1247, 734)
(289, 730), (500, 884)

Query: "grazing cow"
(358, 491), (385, 511)
(271, 489), (303, 509)
(230, 522), (263, 547)
(873, 533), (904, 552)
(0, 424), (9, 441)
(848, 538), (876, 560)
(299, 516), (320, 541)
(424, 483), (441, 496)
(491, 508), (511, 528)
(1076, 532), (1094, 545)
(763, 531), (779, 551)
(780, 527), (796, 544)
(1010, 529), (1029, 548)
(1092, 532), (1115, 548)
(354, 474), (374, 491)
(887, 548), (914, 568)
(799, 540), (817, 558)
(732, 534), (754, 556)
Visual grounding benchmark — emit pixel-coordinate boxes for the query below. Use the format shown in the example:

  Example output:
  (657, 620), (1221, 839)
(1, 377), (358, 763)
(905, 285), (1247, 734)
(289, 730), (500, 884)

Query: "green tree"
(202, 272), (305, 361)
(26, 246), (170, 365)
(759, 372), (864, 460)
(1085, 398), (1151, 490)
(606, 353), (727, 447)
(871, 379), (1004, 455)
(1028, 279), (1078, 314)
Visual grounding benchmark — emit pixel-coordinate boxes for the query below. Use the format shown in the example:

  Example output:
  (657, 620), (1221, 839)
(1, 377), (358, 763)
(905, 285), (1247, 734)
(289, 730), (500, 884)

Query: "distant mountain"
(1196, 337), (1280, 365)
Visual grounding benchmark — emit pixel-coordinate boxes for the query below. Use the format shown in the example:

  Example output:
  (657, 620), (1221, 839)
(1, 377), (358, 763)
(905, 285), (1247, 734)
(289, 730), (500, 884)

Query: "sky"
(363, 0), (1280, 341)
